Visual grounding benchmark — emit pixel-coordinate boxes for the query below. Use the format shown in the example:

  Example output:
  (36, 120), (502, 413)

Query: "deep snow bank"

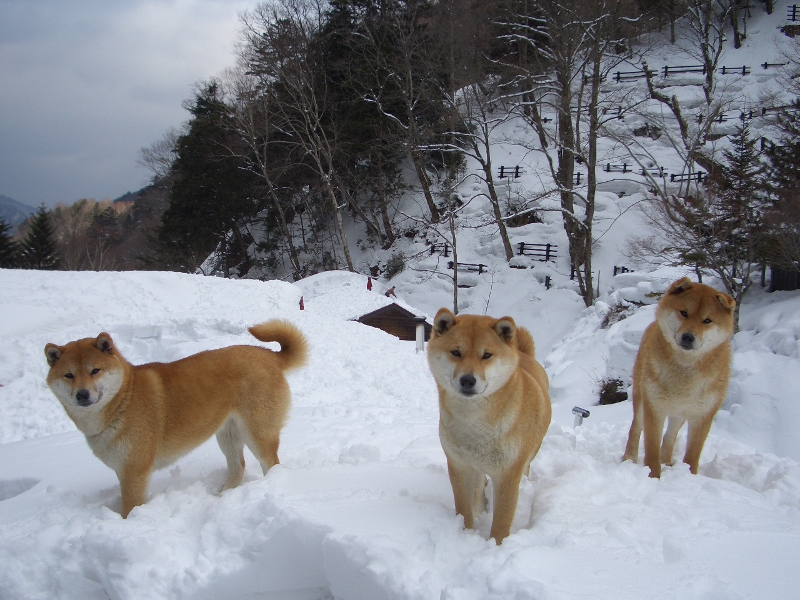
(1, 269), (800, 600)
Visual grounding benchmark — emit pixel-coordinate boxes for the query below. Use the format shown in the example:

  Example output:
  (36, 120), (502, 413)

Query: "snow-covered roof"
(293, 270), (429, 322)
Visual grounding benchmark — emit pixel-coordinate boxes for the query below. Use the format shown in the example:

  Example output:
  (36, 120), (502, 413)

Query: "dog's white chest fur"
(439, 398), (517, 474)
(646, 357), (724, 419)
(86, 425), (127, 475)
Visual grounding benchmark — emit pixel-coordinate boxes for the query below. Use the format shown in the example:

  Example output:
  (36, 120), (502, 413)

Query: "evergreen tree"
(766, 103), (800, 267)
(19, 204), (60, 270)
(0, 219), (18, 268)
(158, 82), (261, 275)
(653, 123), (769, 330)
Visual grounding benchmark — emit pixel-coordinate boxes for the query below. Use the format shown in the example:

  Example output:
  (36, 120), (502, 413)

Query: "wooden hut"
(356, 303), (432, 341)
(770, 264), (800, 292)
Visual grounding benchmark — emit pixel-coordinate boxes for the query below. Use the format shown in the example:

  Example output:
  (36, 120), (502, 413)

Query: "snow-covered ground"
(3, 5), (800, 599)
(1, 267), (799, 600)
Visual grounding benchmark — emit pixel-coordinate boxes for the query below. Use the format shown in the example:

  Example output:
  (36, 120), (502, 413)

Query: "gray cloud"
(0, 0), (254, 207)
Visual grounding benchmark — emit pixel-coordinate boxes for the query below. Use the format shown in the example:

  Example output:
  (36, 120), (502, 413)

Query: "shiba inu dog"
(427, 309), (551, 544)
(45, 321), (307, 517)
(623, 277), (735, 478)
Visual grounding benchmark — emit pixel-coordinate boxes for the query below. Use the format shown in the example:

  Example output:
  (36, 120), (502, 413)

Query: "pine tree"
(158, 82), (261, 274)
(0, 219), (18, 268)
(19, 204), (60, 270)
(657, 123), (769, 330)
(766, 103), (800, 267)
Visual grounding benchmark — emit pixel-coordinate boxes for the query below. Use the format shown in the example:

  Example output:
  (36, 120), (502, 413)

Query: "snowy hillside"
(3, 4), (800, 600)
(1, 268), (799, 600)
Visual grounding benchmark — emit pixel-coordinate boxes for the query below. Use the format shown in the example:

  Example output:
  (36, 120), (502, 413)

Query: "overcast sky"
(0, 0), (254, 208)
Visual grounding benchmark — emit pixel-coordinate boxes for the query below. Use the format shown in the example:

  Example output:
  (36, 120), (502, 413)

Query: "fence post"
(514, 165), (520, 178)
(518, 241), (525, 256)
(499, 165), (505, 178)
(545, 243), (551, 262)
(545, 275), (551, 290)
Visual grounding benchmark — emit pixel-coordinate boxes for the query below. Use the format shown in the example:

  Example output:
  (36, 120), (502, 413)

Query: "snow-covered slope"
(1, 268), (799, 600)
(3, 5), (800, 599)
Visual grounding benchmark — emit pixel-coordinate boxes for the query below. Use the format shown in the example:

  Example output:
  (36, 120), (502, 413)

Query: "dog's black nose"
(459, 374), (476, 390)
(680, 332), (695, 349)
(75, 389), (91, 406)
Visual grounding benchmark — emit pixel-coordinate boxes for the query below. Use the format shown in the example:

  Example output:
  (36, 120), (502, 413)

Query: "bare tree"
(499, 0), (641, 306)
(356, 0), (450, 224)
(446, 78), (516, 261)
(221, 67), (303, 275)
(241, 0), (356, 272)
(138, 128), (181, 182)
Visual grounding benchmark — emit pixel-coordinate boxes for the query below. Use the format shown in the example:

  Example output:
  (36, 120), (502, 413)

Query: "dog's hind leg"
(217, 416), (246, 491)
(660, 416), (684, 466)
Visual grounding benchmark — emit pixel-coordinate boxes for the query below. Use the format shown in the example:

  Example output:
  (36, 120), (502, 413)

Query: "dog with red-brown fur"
(427, 309), (551, 544)
(623, 278), (735, 478)
(45, 321), (307, 517)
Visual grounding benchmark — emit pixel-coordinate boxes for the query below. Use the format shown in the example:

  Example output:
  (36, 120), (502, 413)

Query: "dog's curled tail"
(516, 327), (536, 358)
(249, 320), (308, 371)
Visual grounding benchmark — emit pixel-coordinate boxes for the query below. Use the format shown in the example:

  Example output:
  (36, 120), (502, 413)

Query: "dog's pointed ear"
(45, 344), (62, 367)
(667, 277), (693, 296)
(717, 293), (735, 312)
(494, 317), (517, 343)
(433, 308), (457, 336)
(95, 333), (115, 354)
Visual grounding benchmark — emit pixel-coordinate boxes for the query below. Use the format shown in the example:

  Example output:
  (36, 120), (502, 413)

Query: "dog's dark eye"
(451, 350), (461, 357)
(703, 318), (712, 324)
(482, 352), (492, 360)
(680, 310), (688, 318)
(91, 368), (101, 375)
(65, 373), (74, 380)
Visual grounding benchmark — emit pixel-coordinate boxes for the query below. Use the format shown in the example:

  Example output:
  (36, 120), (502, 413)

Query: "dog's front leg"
(119, 463), (153, 518)
(643, 401), (666, 478)
(622, 391), (643, 463)
(446, 456), (482, 530)
(489, 465), (525, 544)
(660, 416), (684, 466)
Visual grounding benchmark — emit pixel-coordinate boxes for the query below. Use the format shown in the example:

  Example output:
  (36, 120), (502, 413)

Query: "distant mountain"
(0, 195), (36, 232)
(113, 190), (139, 204)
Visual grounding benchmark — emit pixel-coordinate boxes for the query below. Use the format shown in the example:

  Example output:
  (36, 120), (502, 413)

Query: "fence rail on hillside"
(719, 65), (751, 76)
(641, 166), (667, 177)
(498, 165), (523, 179)
(605, 163), (632, 173)
(517, 242), (557, 262)
(613, 68), (654, 82)
(448, 261), (487, 274)
(663, 64), (706, 77)
(430, 243), (450, 257)
(670, 172), (706, 183)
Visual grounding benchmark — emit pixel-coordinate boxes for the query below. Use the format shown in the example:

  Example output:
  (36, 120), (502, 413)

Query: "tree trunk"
(482, 162), (514, 261)
(408, 117), (440, 222)
(264, 177), (301, 274)
(450, 209), (459, 314)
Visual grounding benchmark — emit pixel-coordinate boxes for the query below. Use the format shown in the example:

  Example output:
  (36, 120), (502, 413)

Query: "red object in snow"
(367, 277), (373, 291)
(299, 296), (305, 310)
